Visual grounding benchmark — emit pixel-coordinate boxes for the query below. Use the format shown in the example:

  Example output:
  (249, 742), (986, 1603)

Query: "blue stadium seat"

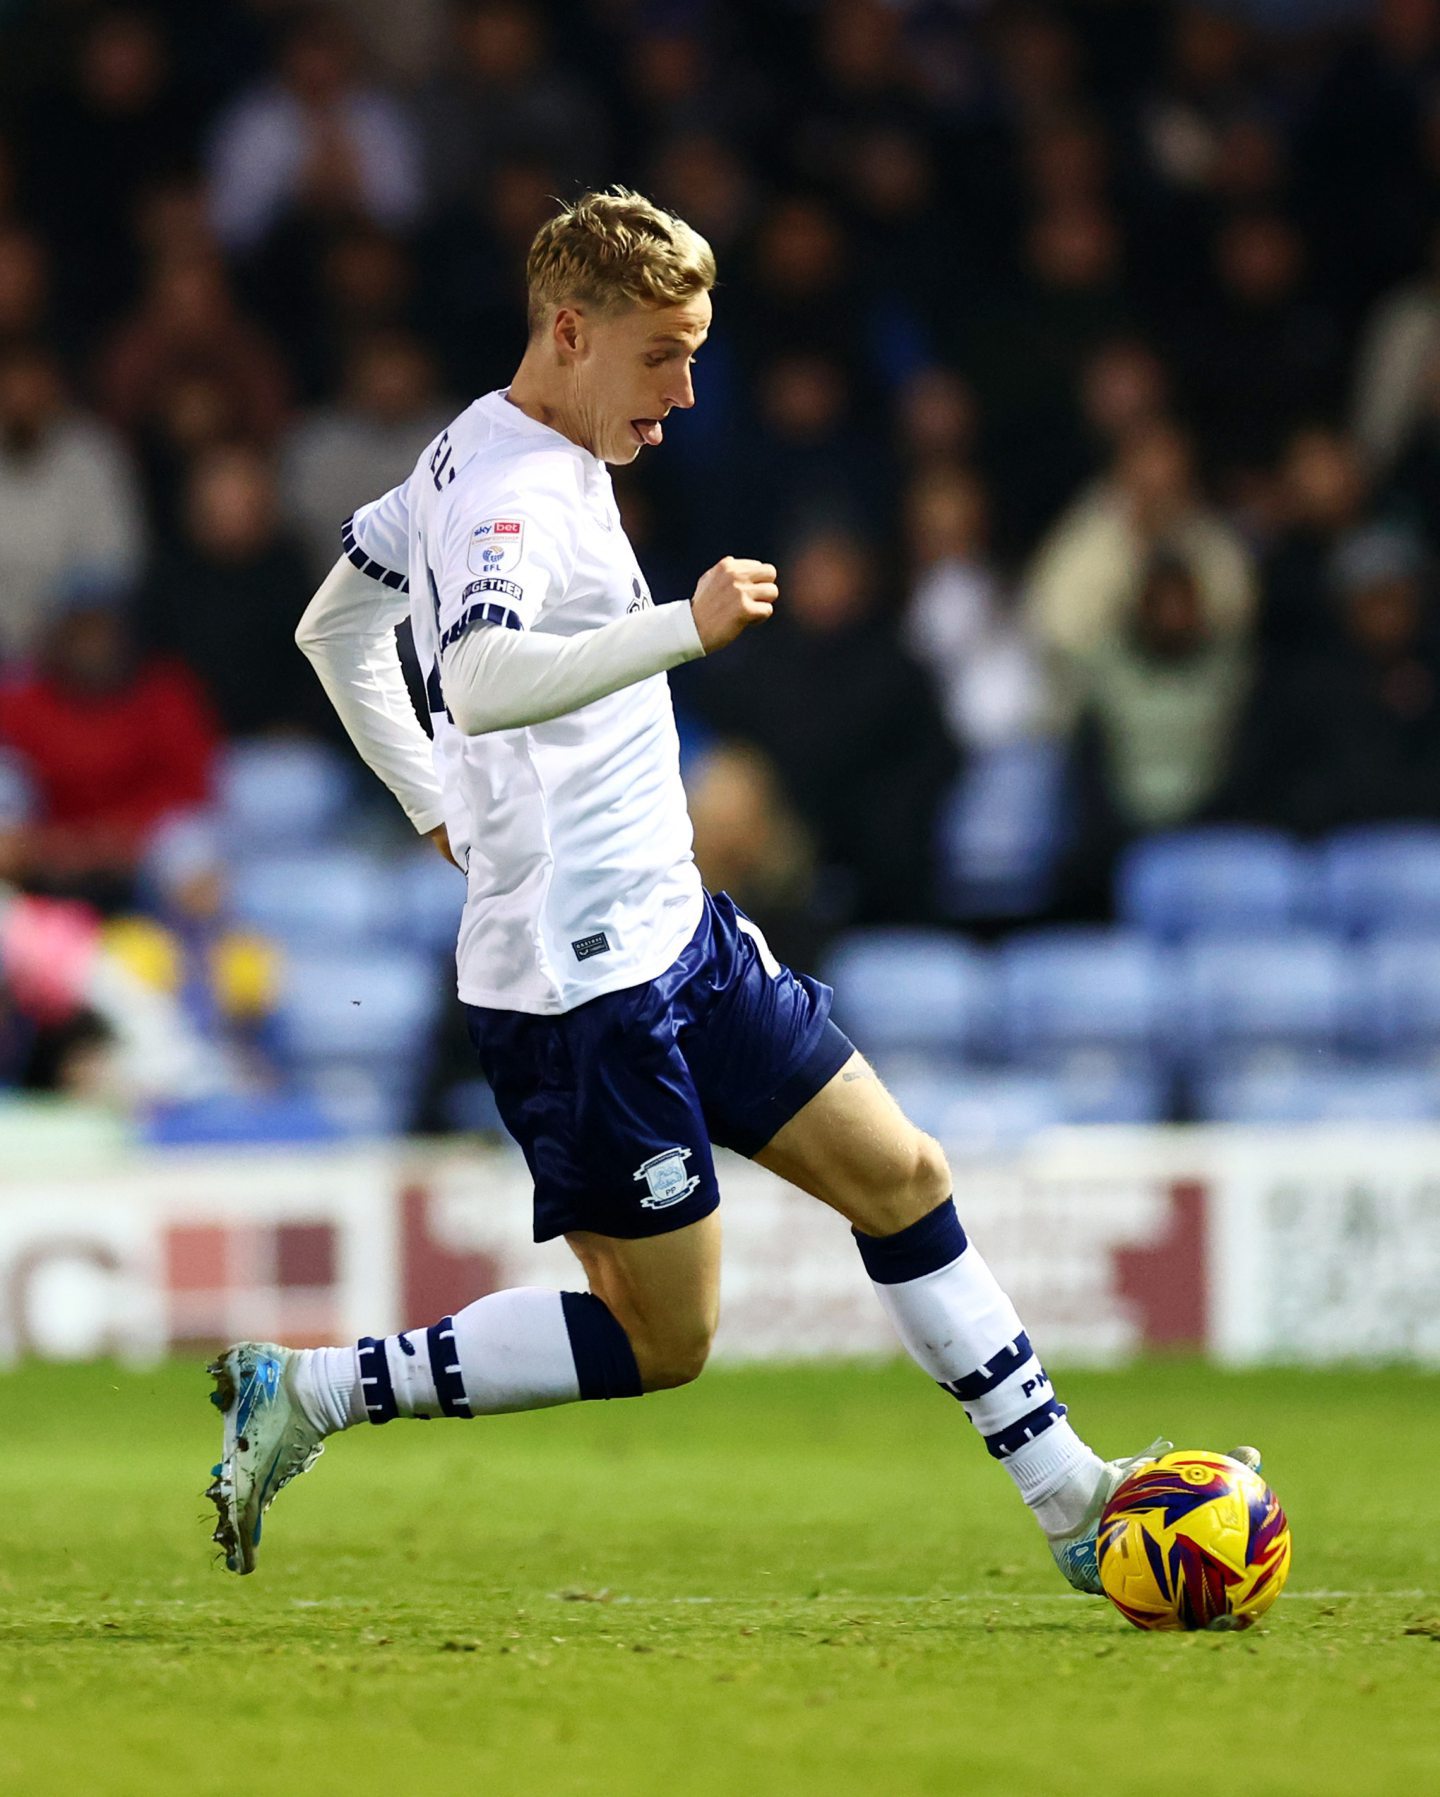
(144, 1093), (344, 1145)
(997, 928), (1170, 1057)
(885, 1066), (1070, 1146)
(231, 848), (391, 947)
(1195, 1058), (1440, 1124)
(1178, 932), (1350, 1059)
(1318, 825), (1440, 935)
(1116, 828), (1309, 940)
(1049, 1052), (1170, 1125)
(823, 929), (994, 1057)
(386, 846), (467, 953)
(217, 739), (353, 852)
(1352, 934), (1440, 1051)
(276, 947), (446, 1136)
(278, 947), (444, 1065)
(935, 739), (1068, 920)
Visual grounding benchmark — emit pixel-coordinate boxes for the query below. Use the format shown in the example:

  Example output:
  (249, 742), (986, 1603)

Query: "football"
(1096, 1450), (1292, 1631)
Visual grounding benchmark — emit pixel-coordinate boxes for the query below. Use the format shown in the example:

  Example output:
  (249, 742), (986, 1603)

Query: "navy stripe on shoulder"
(341, 514), (409, 592)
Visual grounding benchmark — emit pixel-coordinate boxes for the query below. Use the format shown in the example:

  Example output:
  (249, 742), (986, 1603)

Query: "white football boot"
(1049, 1439), (1263, 1595)
(205, 1342), (324, 1575)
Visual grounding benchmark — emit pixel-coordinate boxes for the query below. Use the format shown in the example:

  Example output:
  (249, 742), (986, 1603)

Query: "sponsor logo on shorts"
(467, 518), (524, 575)
(633, 1147), (700, 1210)
(572, 931), (611, 962)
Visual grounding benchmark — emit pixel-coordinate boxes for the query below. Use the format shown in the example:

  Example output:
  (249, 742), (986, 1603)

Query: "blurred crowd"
(6, 0), (1440, 1130)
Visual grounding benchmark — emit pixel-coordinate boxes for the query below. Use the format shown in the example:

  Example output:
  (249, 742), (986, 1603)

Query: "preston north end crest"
(633, 1147), (700, 1210)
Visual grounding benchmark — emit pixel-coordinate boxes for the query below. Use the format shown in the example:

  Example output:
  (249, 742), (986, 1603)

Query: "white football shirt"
(347, 390), (704, 1014)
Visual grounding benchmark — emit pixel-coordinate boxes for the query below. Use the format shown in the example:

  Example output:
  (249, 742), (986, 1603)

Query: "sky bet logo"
(467, 518), (524, 576)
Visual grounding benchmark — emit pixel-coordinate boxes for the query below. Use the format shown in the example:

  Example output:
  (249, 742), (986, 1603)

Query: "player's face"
(576, 293), (711, 465)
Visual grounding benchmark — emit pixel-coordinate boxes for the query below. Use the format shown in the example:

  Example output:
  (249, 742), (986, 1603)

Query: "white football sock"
(854, 1199), (1104, 1534)
(290, 1287), (643, 1435)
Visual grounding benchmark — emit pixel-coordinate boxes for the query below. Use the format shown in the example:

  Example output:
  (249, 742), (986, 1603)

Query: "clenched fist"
(690, 556), (779, 653)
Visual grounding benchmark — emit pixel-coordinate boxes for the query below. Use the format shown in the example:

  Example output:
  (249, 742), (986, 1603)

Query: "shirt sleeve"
(295, 556), (445, 835)
(428, 483), (577, 646)
(342, 483), (412, 592)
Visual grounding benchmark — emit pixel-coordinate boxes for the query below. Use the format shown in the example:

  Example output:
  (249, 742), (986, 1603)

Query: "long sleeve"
(440, 600), (704, 737)
(295, 556), (445, 834)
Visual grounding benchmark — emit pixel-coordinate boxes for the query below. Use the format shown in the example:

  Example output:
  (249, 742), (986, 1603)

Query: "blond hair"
(525, 187), (715, 337)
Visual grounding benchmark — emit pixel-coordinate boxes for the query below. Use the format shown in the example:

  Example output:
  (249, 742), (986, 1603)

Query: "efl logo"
(467, 518), (525, 575)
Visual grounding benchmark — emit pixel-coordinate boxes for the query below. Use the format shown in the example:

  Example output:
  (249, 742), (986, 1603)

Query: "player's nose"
(665, 367), (696, 410)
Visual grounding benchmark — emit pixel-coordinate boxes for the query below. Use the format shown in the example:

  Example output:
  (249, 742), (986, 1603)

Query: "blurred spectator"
(17, 8), (202, 337)
(1258, 425), (1370, 661)
(902, 466), (1047, 752)
(1062, 553), (1253, 915)
(207, 8), (424, 255)
(281, 331), (451, 578)
(123, 813), (284, 1084)
(98, 247), (290, 452)
(1023, 419), (1256, 720)
(1354, 221), (1440, 476)
(0, 224), (49, 343)
(1224, 522), (1440, 832)
(1170, 212), (1342, 477)
(894, 366), (983, 475)
(139, 444), (319, 738)
(421, 1), (611, 205)
(684, 525), (955, 925)
(0, 343), (144, 663)
(712, 351), (884, 561)
(686, 742), (819, 972)
(650, 132), (756, 263)
(0, 583), (219, 907)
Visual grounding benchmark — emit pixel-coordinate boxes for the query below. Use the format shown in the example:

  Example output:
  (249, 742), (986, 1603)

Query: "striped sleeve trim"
(439, 600), (522, 651)
(341, 514), (409, 592)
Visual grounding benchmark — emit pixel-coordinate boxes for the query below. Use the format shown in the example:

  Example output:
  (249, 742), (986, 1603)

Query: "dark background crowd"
(5, 0), (1440, 1133)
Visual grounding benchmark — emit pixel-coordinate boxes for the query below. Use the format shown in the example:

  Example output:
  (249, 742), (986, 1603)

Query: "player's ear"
(553, 307), (584, 360)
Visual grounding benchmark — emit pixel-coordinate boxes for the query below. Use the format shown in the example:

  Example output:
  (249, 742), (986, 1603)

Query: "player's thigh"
(566, 1210), (722, 1391)
(754, 1051), (951, 1236)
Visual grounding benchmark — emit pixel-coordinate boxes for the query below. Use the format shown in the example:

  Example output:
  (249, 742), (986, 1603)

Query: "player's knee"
(908, 1129), (952, 1212)
(633, 1321), (714, 1392)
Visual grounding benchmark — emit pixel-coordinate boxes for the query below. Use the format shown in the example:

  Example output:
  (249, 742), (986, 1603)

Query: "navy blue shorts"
(465, 891), (854, 1242)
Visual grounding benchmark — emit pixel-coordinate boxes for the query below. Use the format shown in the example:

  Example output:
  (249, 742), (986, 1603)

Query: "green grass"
(1, 1358), (1436, 1797)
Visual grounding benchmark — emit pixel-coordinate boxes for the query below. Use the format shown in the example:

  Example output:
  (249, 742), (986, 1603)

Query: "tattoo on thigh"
(842, 1066), (874, 1083)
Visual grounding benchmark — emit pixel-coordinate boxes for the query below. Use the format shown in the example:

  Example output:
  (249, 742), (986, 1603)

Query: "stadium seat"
(1116, 828), (1309, 940)
(277, 947), (444, 1065)
(217, 739), (353, 852)
(1317, 825), (1440, 936)
(997, 928), (1170, 1057)
(1178, 932), (1350, 1060)
(143, 1092), (344, 1145)
(885, 1066), (1070, 1147)
(1195, 1058), (1440, 1124)
(1048, 1051), (1170, 1125)
(936, 739), (1069, 920)
(823, 929), (994, 1057)
(1352, 934), (1440, 1051)
(231, 848), (392, 947)
(386, 847), (467, 954)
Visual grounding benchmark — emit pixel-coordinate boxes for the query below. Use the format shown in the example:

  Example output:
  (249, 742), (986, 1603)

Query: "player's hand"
(428, 824), (460, 870)
(690, 557), (778, 653)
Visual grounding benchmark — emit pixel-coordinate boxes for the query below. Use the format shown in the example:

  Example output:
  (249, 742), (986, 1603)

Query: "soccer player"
(206, 189), (1243, 1585)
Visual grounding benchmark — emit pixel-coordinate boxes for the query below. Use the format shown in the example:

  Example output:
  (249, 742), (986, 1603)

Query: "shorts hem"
(727, 1017), (856, 1158)
(533, 1185), (721, 1245)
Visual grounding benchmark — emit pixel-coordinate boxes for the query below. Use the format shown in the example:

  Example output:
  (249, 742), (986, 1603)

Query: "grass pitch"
(1, 1357), (1435, 1797)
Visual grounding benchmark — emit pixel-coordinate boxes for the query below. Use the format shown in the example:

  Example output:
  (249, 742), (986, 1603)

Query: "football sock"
(292, 1288), (643, 1434)
(854, 1198), (1104, 1534)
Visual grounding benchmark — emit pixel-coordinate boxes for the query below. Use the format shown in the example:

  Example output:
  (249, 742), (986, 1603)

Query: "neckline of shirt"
(481, 388), (600, 468)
